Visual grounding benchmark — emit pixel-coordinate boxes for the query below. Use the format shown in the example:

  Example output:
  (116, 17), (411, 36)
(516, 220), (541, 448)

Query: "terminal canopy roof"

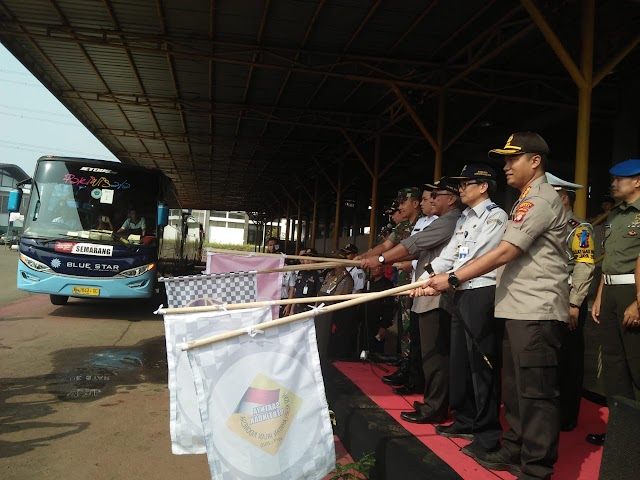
(1, 0), (639, 216)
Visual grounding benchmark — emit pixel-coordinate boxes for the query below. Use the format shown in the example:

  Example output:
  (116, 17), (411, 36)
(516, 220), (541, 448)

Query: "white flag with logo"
(185, 306), (335, 480)
(162, 272), (257, 454)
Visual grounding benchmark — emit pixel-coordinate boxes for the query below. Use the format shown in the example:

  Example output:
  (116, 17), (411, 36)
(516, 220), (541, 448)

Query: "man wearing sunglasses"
(374, 178), (462, 421)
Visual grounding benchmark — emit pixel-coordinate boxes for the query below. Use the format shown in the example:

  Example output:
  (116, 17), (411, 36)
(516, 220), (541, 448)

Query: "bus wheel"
(50, 294), (69, 305)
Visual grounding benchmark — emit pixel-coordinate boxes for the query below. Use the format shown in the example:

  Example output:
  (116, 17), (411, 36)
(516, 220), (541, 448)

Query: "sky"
(0, 44), (119, 178)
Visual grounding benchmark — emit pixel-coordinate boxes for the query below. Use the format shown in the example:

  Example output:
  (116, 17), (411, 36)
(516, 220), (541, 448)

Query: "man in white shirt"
(412, 164), (507, 453)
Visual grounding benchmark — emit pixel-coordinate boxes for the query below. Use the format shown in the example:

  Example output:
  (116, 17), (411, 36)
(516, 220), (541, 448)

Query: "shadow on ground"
(0, 336), (168, 458)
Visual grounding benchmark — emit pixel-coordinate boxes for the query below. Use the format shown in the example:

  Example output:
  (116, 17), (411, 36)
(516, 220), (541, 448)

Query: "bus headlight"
(119, 263), (155, 278)
(20, 253), (52, 272)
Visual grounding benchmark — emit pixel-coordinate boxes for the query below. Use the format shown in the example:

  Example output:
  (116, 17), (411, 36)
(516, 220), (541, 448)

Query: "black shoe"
(586, 433), (605, 446)
(460, 441), (499, 459)
(381, 360), (408, 385)
(413, 400), (425, 411)
(386, 357), (404, 367)
(436, 423), (474, 440)
(371, 353), (400, 364)
(392, 384), (424, 395)
(470, 447), (522, 476)
(400, 410), (447, 424)
(382, 370), (408, 386)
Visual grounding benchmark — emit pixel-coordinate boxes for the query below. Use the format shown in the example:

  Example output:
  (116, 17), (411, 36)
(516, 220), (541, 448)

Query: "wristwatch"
(425, 263), (436, 278)
(448, 272), (460, 288)
(378, 255), (386, 264)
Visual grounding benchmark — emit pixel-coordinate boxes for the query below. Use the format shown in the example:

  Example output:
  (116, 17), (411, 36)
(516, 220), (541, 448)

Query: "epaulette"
(486, 203), (499, 211)
(567, 218), (580, 228)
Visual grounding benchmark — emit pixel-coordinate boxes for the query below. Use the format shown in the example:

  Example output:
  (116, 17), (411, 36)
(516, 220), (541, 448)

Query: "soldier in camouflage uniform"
(361, 188), (423, 358)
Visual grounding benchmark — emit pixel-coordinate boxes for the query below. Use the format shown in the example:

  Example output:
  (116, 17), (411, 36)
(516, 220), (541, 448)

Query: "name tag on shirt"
(303, 285), (308, 295)
(458, 246), (469, 260)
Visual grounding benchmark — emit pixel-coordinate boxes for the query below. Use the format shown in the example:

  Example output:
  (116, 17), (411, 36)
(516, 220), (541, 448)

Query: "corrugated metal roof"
(1, 0), (639, 215)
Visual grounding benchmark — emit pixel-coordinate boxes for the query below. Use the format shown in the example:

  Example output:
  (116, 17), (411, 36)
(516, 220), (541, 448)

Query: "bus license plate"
(72, 286), (100, 296)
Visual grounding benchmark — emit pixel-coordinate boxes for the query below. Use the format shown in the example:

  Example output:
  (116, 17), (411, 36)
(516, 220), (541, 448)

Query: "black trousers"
(406, 310), (425, 388)
(600, 284), (640, 400)
(416, 309), (451, 418)
(501, 319), (564, 480)
(558, 301), (588, 427)
(449, 287), (503, 449)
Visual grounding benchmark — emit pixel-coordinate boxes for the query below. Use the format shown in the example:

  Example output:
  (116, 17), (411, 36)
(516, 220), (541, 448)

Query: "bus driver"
(118, 208), (146, 237)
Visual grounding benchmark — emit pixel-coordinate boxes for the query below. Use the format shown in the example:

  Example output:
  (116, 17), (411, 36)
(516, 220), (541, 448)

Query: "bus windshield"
(23, 159), (160, 240)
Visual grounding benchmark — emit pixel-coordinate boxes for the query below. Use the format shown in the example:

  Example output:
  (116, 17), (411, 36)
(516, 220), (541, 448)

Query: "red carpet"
(334, 361), (606, 479)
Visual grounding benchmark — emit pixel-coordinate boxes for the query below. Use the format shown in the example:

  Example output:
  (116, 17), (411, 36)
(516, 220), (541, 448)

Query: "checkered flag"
(161, 271), (258, 454)
(160, 272), (257, 308)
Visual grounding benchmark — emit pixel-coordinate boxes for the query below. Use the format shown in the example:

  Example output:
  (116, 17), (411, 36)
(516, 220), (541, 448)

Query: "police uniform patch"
(514, 201), (534, 223)
(519, 186), (531, 200)
(486, 203), (499, 211)
(578, 229), (590, 248)
(567, 218), (580, 228)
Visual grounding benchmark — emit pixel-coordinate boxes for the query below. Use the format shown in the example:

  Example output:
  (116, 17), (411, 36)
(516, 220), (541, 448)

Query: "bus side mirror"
(8, 189), (22, 213)
(157, 202), (169, 227)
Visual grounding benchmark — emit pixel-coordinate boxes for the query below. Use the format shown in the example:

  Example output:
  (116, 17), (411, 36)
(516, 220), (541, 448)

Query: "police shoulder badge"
(519, 185), (531, 200)
(514, 201), (534, 223)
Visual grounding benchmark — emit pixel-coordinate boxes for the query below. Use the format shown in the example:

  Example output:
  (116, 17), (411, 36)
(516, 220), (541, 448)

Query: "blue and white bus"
(9, 156), (199, 305)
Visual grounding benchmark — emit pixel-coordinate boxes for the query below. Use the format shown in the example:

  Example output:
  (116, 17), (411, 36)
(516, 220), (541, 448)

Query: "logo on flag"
(183, 310), (336, 479)
(226, 374), (302, 455)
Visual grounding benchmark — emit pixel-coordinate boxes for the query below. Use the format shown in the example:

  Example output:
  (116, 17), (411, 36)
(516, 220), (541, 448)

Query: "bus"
(9, 156), (200, 305)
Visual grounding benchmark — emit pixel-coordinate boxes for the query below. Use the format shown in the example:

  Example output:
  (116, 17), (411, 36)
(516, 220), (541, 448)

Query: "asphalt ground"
(0, 248), (210, 479)
(0, 247), (31, 305)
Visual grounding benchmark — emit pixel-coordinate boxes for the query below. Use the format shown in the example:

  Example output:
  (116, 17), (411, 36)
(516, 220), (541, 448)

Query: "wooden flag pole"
(158, 290), (411, 315)
(179, 279), (429, 350)
(256, 261), (343, 274)
(206, 248), (361, 266)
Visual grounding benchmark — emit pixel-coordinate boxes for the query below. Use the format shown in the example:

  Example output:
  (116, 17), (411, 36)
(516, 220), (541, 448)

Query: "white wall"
(209, 226), (244, 245)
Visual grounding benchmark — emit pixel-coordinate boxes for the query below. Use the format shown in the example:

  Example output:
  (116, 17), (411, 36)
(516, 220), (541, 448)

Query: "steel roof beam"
(2, 25), (590, 104)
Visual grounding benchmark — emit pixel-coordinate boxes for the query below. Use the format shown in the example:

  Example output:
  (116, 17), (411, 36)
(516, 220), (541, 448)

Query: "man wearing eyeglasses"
(411, 164), (507, 453)
(420, 132), (568, 479)
(373, 178), (462, 421)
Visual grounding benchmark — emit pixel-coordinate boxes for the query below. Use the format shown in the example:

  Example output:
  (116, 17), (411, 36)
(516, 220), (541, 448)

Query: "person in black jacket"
(359, 265), (395, 354)
(288, 248), (321, 315)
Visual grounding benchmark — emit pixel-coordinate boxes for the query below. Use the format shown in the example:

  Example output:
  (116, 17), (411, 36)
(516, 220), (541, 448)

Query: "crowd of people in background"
(264, 132), (640, 480)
